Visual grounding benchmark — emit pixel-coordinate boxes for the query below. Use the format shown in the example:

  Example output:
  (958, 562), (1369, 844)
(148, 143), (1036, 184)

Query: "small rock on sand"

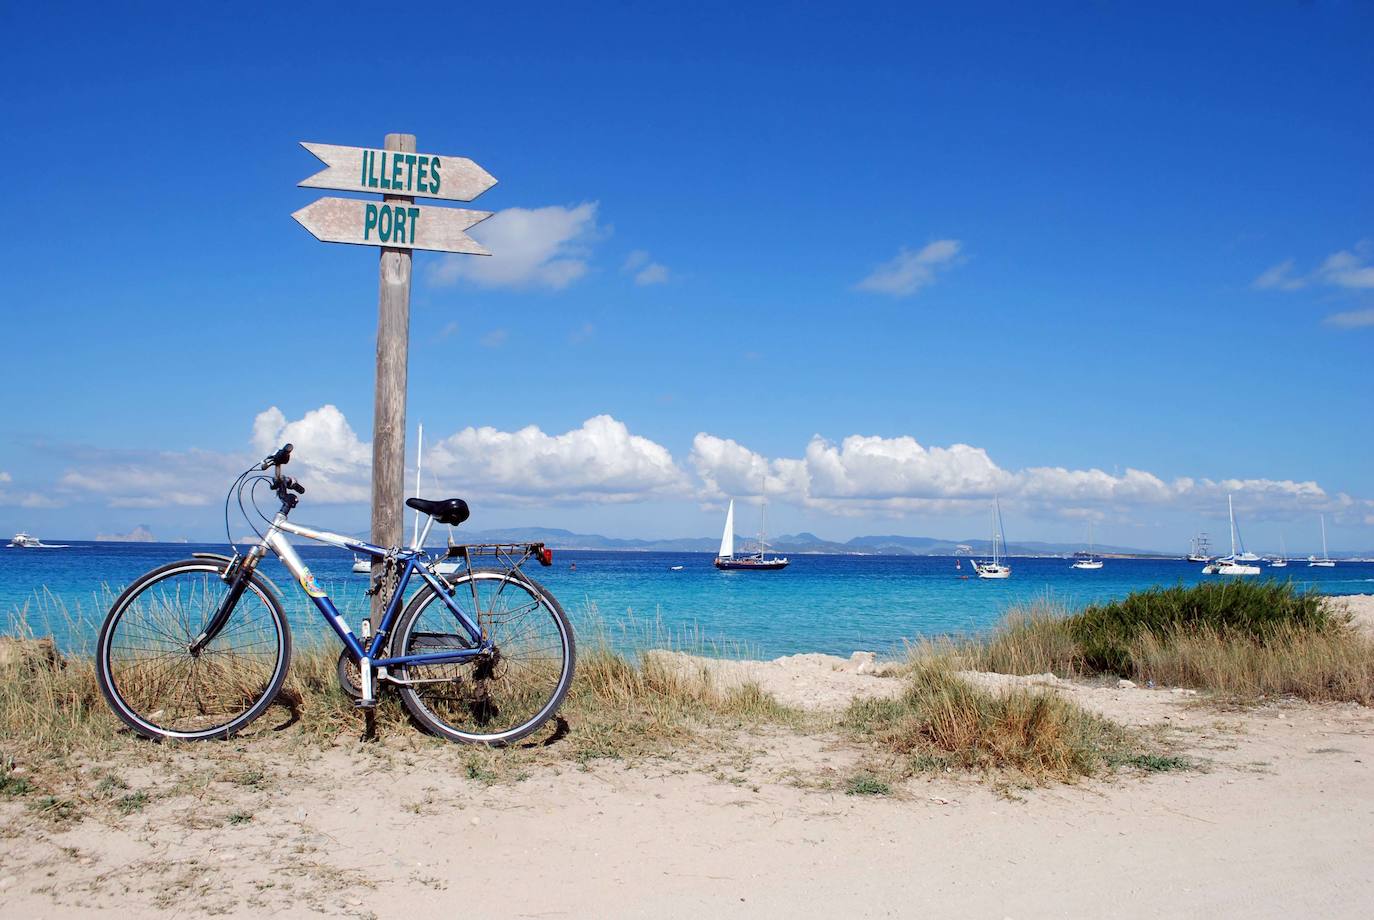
(1117, 679), (1137, 689)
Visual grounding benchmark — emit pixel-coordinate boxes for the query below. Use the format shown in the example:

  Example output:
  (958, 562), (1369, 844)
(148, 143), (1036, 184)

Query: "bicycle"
(94, 443), (576, 745)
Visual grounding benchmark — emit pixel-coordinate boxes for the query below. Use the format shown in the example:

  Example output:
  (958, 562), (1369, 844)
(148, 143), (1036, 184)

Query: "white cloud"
(1252, 259), (1304, 291)
(1316, 244), (1374, 289)
(480, 329), (508, 348)
(0, 471), (10, 483)
(1323, 307), (1374, 329)
(856, 240), (963, 296)
(428, 202), (602, 290)
(691, 430), (1349, 520)
(1254, 241), (1374, 293)
(251, 405), (371, 503)
(623, 250), (670, 286)
(428, 415), (690, 504)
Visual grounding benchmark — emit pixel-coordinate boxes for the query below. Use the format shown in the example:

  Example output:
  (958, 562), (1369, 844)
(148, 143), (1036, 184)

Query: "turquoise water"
(4, 542), (1372, 659)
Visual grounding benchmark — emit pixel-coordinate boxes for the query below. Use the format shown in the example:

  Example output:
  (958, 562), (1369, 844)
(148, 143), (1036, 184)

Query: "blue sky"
(1, 1), (1371, 552)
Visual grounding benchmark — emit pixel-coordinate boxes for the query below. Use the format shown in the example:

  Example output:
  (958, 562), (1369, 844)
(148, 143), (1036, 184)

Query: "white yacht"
(1308, 514), (1336, 567)
(1071, 522), (1104, 570)
(7, 532), (67, 548)
(1186, 532), (1212, 563)
(972, 498), (1012, 579)
(1201, 495), (1260, 576)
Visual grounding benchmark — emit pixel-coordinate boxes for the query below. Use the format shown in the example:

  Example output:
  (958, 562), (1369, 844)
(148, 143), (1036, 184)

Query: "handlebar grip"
(260, 443), (294, 471)
(288, 478), (305, 495)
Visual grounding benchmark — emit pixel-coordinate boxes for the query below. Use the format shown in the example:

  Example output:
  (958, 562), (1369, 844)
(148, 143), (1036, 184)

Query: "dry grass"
(845, 658), (1137, 783)
(1131, 624), (1374, 704)
(958, 586), (1374, 705)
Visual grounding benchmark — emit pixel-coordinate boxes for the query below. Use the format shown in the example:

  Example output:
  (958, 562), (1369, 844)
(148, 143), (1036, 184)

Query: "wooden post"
(369, 132), (415, 620)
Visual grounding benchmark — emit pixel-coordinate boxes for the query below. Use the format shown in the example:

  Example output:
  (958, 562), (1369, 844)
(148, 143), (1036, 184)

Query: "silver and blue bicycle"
(94, 444), (575, 745)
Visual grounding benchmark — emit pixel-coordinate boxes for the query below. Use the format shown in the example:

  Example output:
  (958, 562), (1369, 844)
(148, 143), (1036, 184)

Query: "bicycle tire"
(391, 568), (574, 745)
(95, 558), (292, 741)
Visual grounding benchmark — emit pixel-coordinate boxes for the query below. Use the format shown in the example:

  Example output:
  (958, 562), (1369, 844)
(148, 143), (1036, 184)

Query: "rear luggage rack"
(445, 542), (553, 567)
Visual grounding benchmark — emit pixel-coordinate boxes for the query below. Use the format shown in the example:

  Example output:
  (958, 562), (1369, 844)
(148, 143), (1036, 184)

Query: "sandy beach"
(2, 595), (1372, 919)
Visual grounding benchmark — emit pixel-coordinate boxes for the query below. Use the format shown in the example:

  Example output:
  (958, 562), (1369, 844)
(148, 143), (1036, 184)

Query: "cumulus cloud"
(1254, 241), (1374, 293)
(427, 202), (602, 290)
(623, 250), (670, 285)
(1323, 307), (1374, 329)
(691, 430), (1350, 520)
(251, 404), (372, 503)
(856, 240), (962, 297)
(428, 415), (690, 504)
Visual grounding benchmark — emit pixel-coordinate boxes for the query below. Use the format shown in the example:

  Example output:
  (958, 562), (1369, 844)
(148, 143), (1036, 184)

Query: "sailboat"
(972, 498), (1012, 579)
(714, 498), (788, 571)
(1071, 522), (1103, 569)
(1308, 514), (1336, 567)
(1202, 495), (1260, 575)
(1269, 535), (1288, 568)
(354, 423), (459, 575)
(1186, 532), (1212, 563)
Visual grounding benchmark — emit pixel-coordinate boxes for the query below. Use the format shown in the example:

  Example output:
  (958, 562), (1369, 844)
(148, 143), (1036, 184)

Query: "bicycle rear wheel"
(96, 559), (292, 741)
(392, 568), (574, 745)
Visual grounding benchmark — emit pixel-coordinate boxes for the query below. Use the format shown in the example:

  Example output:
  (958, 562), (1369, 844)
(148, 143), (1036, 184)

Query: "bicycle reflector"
(539, 546), (554, 566)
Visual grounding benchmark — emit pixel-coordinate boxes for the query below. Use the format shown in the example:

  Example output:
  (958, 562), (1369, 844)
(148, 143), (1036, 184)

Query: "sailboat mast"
(1321, 514), (1328, 560)
(1228, 494), (1238, 557)
(412, 423), (424, 548)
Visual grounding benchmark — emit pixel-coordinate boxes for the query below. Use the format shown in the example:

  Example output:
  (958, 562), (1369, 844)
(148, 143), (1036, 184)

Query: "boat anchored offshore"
(1269, 535), (1288, 568)
(972, 498), (1012, 579)
(1309, 514), (1336, 567)
(714, 498), (788, 571)
(1201, 495), (1260, 576)
(1071, 522), (1104, 570)
(1186, 533), (1212, 563)
(6, 532), (67, 548)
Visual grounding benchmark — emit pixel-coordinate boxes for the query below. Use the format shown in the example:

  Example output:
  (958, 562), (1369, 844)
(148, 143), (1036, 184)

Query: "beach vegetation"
(843, 773), (892, 796)
(962, 582), (1373, 704)
(845, 659), (1136, 784)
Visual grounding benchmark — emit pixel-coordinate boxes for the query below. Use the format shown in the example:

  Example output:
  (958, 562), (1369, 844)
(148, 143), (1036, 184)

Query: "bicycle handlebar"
(260, 443), (293, 471)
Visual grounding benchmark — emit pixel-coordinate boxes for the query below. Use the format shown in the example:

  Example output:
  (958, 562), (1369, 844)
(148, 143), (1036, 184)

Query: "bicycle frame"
(253, 513), (492, 673)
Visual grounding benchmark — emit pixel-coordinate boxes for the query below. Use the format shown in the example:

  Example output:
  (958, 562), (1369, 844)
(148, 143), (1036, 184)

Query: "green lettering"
(429, 157), (441, 195)
(416, 156), (429, 193)
(364, 203), (379, 240)
(368, 150), (379, 188)
(377, 204), (392, 242)
(393, 205), (407, 243)
(407, 207), (420, 243)
(404, 154), (417, 190)
(390, 153), (403, 190)
(361, 150), (368, 187)
(381, 152), (392, 189)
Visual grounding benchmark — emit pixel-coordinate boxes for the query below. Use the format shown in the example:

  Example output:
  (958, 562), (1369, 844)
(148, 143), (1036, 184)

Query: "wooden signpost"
(293, 134), (496, 620)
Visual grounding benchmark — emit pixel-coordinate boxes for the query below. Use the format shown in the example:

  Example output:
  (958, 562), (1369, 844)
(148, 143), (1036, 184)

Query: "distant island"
(440, 527), (1181, 559)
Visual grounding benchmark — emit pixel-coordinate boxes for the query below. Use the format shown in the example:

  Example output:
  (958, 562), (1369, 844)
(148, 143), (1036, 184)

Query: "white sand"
(3, 604), (1372, 918)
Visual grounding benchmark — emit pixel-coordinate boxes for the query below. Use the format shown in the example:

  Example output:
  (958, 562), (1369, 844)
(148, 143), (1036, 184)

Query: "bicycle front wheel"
(96, 559), (292, 741)
(392, 568), (574, 745)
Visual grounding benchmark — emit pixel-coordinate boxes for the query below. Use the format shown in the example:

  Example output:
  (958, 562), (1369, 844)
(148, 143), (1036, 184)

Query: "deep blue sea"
(4, 542), (1372, 659)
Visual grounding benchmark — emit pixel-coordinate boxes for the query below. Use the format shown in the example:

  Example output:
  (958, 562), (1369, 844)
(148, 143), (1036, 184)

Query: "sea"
(4, 542), (1372, 660)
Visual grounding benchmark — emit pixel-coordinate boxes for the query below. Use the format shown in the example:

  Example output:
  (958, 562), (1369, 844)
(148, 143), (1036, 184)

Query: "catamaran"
(1186, 532), (1212, 563)
(972, 498), (1011, 579)
(1308, 514), (1336, 567)
(1072, 522), (1104, 570)
(1201, 495), (1260, 575)
(714, 497), (788, 571)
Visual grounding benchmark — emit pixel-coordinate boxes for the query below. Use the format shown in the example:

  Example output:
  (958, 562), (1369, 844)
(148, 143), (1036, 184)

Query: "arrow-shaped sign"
(298, 142), (497, 202)
(292, 198), (493, 254)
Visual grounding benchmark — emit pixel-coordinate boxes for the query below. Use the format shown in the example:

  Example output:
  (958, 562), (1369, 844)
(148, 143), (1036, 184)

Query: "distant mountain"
(438, 527), (1170, 557)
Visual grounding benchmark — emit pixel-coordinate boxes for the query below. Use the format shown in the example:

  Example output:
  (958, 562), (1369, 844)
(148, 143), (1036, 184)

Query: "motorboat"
(7, 532), (67, 548)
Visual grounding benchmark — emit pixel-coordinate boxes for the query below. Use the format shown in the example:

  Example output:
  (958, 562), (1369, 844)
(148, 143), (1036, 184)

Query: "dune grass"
(962, 581), (1372, 704)
(846, 658), (1138, 783)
